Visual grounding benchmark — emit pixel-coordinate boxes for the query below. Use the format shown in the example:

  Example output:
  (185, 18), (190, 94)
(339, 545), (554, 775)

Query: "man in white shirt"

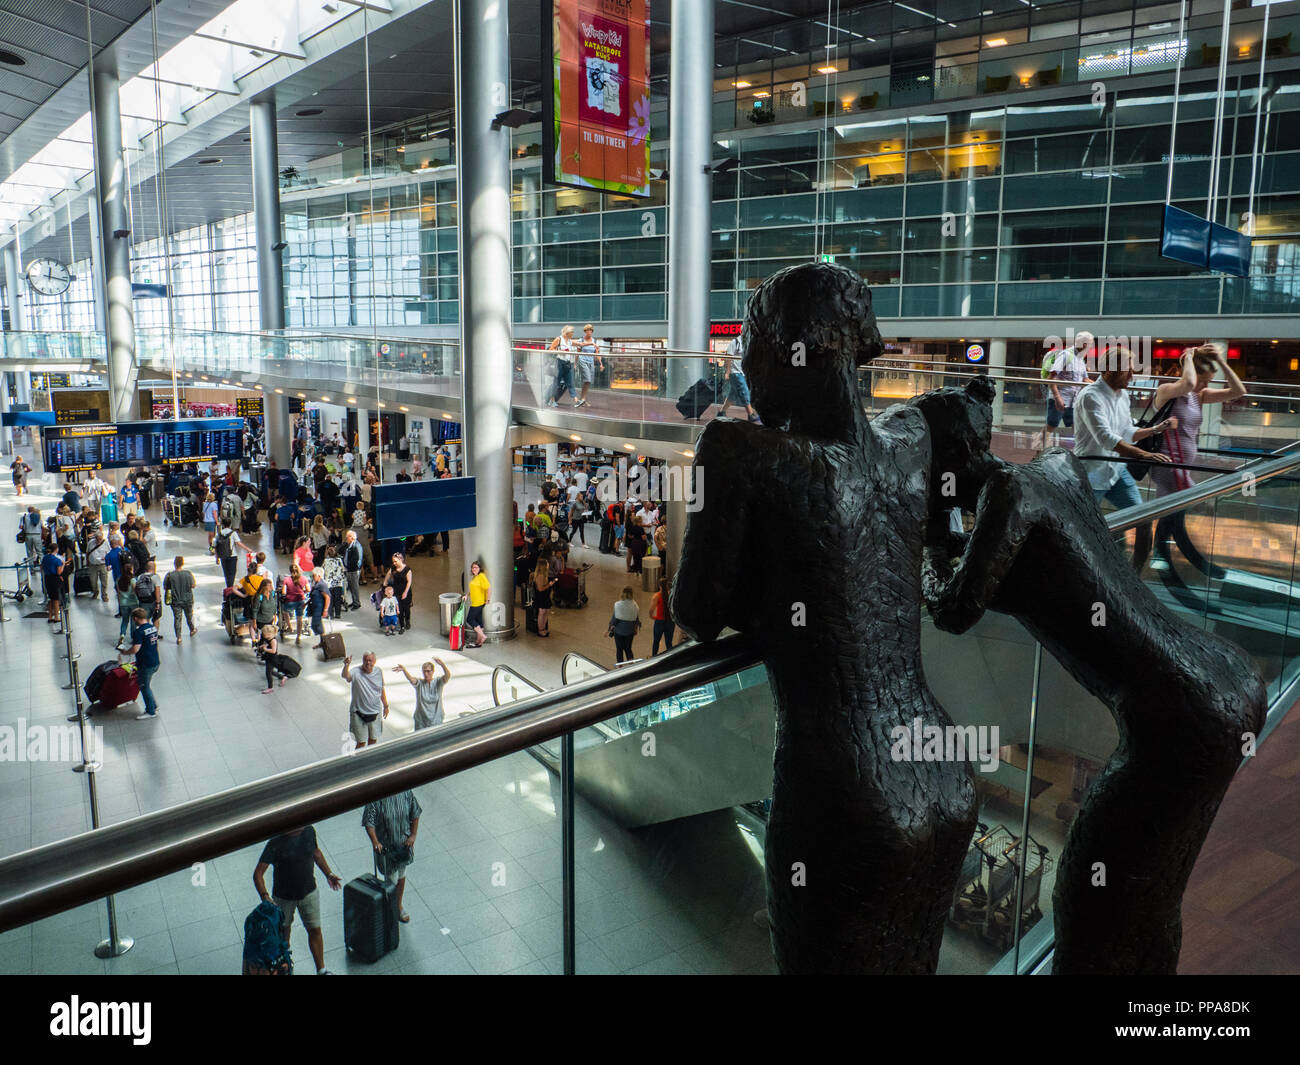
(1046, 331), (1093, 450)
(1073, 349), (1177, 511)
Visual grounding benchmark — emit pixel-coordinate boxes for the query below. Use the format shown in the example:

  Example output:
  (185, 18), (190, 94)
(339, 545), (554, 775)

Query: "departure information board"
(236, 397), (263, 417)
(41, 418), (243, 472)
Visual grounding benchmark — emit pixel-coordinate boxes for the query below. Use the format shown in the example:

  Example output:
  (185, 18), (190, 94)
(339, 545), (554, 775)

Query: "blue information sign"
(40, 418), (243, 472)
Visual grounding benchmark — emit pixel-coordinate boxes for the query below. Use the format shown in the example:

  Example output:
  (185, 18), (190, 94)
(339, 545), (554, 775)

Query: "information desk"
(41, 418), (243, 473)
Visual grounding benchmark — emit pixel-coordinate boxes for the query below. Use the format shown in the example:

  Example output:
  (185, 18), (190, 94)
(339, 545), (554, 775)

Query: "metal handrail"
(490, 663), (546, 705)
(560, 650), (608, 686)
(0, 636), (759, 932)
(1103, 447), (1300, 533)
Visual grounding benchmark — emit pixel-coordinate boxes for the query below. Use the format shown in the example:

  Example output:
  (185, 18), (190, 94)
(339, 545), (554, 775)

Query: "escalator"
(489, 653), (775, 828)
(490, 451), (1300, 835)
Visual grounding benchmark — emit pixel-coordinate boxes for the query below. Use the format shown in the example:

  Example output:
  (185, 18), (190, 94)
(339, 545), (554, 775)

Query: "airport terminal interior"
(0, 0), (1298, 980)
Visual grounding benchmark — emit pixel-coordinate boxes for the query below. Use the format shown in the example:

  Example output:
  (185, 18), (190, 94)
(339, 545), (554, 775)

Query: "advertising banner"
(545, 0), (651, 198)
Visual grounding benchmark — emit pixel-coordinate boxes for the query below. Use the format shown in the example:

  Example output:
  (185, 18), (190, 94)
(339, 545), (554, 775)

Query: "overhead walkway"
(6, 328), (1300, 460)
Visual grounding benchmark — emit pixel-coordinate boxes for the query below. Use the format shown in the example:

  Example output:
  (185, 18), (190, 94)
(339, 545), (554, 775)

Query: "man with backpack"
(220, 488), (245, 533)
(133, 565), (161, 623)
(252, 824), (342, 976)
(214, 518), (247, 589)
(163, 556), (198, 645)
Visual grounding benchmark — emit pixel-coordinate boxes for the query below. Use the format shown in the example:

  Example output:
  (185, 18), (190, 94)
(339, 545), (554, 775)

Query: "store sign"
(544, 0), (651, 198)
(965, 343), (986, 363)
(710, 322), (742, 338)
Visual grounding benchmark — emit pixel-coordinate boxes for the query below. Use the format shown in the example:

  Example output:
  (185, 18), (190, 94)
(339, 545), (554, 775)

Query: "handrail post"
(1012, 642), (1044, 974)
(561, 730), (576, 976)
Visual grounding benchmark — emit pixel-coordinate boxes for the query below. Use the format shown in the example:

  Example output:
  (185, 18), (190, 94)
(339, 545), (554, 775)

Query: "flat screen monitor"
(1208, 223), (1252, 278)
(1160, 204), (1210, 268)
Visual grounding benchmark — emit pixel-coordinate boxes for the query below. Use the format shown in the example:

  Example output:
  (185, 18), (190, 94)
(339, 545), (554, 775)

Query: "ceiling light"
(985, 38), (1008, 47)
(348, 397), (357, 403)
(378, 402), (387, 408)
(733, 80), (751, 88)
(817, 65), (838, 75)
(322, 3), (339, 13)
(753, 90), (770, 98)
(682, 449), (695, 458)
(297, 392), (306, 398)
(441, 413), (452, 419)
(0, 50), (26, 67)
(296, 108), (323, 117)
(399, 406), (409, 412)
(249, 49), (264, 58)
(570, 434), (582, 441)
(320, 396), (330, 401)
(395, 145), (405, 152)
(623, 443), (635, 450)
(275, 388), (284, 393)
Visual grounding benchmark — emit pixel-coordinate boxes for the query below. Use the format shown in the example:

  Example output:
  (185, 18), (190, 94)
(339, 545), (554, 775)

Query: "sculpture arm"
(922, 468), (1028, 634)
(670, 421), (751, 642)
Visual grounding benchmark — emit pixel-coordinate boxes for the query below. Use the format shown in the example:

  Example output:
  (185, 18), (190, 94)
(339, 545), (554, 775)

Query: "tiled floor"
(1179, 702), (1300, 974)
(0, 448), (778, 975)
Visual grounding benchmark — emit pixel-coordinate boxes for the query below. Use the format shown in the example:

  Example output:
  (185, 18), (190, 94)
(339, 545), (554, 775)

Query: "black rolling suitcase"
(525, 586), (539, 634)
(84, 659), (118, 703)
(344, 859), (400, 963)
(675, 379), (717, 420)
(599, 518), (615, 554)
(73, 552), (94, 598)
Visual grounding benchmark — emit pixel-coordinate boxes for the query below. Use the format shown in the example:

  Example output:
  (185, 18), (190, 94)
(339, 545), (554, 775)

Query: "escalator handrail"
(0, 636), (760, 933)
(1103, 447), (1300, 534)
(490, 663), (547, 705)
(560, 651), (608, 686)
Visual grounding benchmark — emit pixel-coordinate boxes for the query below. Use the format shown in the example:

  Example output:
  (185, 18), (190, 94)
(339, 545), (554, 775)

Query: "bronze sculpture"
(672, 263), (978, 974)
(914, 378), (1266, 974)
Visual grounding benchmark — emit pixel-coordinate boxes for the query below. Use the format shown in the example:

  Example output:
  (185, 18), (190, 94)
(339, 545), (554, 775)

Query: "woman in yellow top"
(465, 560), (490, 649)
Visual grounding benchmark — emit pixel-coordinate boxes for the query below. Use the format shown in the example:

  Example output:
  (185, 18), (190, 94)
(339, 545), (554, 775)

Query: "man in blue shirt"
(122, 607), (161, 720)
(276, 497), (298, 555)
(41, 547), (66, 629)
(120, 478), (140, 519)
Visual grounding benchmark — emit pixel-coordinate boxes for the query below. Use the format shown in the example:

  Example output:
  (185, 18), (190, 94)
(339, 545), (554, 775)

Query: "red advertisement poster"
(547, 0), (651, 197)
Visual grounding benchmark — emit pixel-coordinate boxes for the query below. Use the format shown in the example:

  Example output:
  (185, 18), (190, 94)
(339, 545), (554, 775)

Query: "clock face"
(26, 258), (72, 296)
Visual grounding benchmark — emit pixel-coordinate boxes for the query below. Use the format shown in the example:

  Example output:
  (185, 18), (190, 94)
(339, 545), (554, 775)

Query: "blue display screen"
(41, 418), (243, 472)
(1208, 223), (1252, 278)
(1160, 204), (1210, 268)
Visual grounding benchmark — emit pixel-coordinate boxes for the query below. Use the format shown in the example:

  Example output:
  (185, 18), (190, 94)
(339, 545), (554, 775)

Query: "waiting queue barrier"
(1, 444), (1299, 975)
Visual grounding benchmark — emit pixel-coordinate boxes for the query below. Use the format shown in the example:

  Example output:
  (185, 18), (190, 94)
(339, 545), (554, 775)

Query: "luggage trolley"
(948, 824), (1052, 951)
(163, 496), (184, 528)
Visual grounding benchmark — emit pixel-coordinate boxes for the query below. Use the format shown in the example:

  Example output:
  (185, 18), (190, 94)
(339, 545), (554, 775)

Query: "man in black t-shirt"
(252, 825), (342, 976)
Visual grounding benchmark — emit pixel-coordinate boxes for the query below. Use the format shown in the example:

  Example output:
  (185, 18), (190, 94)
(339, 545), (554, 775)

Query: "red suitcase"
(97, 664), (140, 710)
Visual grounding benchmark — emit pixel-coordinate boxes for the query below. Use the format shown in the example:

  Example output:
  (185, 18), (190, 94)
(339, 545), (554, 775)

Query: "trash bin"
(439, 592), (462, 636)
(641, 555), (662, 593)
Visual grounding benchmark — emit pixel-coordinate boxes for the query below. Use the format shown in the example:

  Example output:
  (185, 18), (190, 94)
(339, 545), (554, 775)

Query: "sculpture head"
(741, 262), (884, 430)
(911, 377), (997, 511)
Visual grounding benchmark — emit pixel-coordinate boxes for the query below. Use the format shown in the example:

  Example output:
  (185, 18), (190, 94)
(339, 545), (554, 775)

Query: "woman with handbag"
(1138, 344), (1246, 580)
(608, 586), (641, 664)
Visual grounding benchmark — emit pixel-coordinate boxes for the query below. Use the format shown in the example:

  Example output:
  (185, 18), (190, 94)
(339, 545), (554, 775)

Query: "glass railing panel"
(569, 665), (776, 974)
(0, 744), (563, 976)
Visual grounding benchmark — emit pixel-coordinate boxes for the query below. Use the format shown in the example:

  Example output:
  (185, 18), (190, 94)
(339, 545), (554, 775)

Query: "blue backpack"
(242, 900), (293, 975)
